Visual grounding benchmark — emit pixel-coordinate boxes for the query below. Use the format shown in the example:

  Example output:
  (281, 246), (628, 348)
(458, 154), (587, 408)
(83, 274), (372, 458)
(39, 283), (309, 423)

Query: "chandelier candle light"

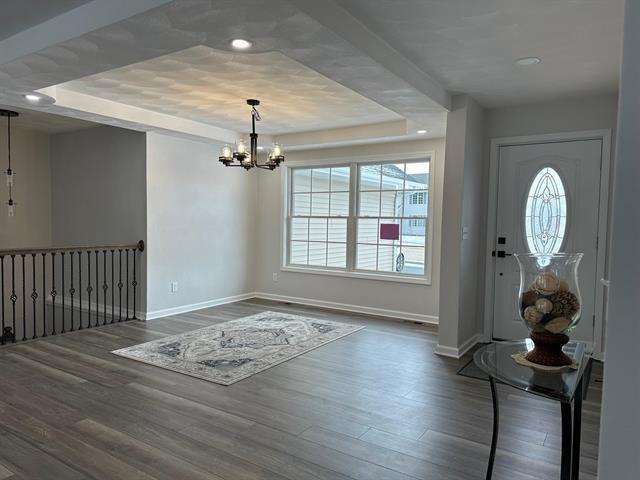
(1, 109), (19, 217)
(219, 99), (284, 171)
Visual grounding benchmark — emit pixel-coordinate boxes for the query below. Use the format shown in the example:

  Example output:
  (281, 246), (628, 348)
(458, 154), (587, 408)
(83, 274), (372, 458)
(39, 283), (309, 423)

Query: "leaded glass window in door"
(524, 167), (568, 254)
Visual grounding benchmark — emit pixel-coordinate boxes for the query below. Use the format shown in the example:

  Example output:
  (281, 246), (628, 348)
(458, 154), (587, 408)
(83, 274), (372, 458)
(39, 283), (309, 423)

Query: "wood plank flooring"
(0, 299), (602, 480)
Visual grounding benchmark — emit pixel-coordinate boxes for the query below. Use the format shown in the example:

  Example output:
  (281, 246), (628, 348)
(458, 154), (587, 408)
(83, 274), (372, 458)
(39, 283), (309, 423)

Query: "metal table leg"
(561, 401), (573, 480)
(486, 377), (499, 480)
(572, 379), (583, 480)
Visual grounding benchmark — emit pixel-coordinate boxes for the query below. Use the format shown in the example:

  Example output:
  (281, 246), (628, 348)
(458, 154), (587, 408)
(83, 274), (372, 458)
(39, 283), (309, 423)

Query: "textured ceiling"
(0, 0), (448, 141)
(0, 105), (97, 133)
(338, 0), (624, 107)
(59, 45), (402, 135)
(0, 0), (92, 41)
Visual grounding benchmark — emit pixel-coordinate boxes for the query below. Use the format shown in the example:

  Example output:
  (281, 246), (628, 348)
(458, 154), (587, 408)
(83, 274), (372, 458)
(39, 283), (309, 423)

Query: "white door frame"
(482, 129), (612, 357)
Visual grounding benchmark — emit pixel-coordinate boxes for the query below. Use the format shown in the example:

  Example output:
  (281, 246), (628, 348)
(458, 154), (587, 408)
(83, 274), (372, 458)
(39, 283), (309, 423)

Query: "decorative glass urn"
(514, 253), (583, 366)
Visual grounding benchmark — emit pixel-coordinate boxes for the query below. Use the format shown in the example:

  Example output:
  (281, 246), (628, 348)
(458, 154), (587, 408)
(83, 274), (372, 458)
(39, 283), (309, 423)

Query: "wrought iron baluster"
(77, 251), (82, 330)
(31, 254), (37, 339)
(51, 252), (57, 335)
(132, 249), (138, 320)
(42, 253), (47, 337)
(10, 255), (16, 343)
(95, 251), (99, 327)
(21, 254), (26, 341)
(86, 251), (93, 329)
(126, 249), (130, 320)
(60, 252), (66, 334)
(1, 255), (5, 345)
(0, 241), (143, 345)
(118, 249), (123, 322)
(110, 249), (114, 324)
(69, 252), (75, 332)
(102, 250), (107, 326)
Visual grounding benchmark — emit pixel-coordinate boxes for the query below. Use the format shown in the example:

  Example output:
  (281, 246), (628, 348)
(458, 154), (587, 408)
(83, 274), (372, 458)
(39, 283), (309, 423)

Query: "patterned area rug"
(112, 311), (364, 385)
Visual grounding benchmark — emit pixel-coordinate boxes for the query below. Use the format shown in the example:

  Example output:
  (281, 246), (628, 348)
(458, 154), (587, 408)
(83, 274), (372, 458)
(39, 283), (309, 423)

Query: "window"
(409, 192), (425, 205)
(286, 158), (431, 280)
(289, 167), (350, 268)
(525, 167), (567, 255)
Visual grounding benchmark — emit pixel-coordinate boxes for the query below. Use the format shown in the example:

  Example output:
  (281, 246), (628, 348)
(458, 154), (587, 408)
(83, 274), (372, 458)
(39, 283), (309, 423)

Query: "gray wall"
(51, 125), (147, 313)
(482, 93), (619, 349)
(145, 132), (256, 316)
(0, 127), (51, 340)
(458, 97), (486, 345)
(437, 95), (487, 356)
(598, 1), (639, 476)
(51, 126), (146, 246)
(254, 138), (446, 322)
(485, 93), (618, 140)
(0, 127), (51, 249)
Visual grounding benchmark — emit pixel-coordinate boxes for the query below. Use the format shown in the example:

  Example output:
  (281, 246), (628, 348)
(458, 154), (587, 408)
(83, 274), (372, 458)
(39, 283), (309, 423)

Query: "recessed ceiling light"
(22, 92), (56, 105)
(515, 57), (541, 66)
(230, 38), (253, 50)
(416, 129), (428, 135)
(257, 146), (264, 150)
(24, 94), (42, 103)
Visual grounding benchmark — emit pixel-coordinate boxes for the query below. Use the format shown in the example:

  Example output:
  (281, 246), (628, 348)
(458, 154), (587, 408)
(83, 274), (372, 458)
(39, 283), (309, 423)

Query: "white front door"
(492, 139), (603, 343)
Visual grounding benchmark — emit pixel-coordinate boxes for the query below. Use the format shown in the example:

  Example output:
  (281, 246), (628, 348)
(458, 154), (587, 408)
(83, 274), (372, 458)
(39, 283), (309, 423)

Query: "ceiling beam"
(277, 119), (445, 151)
(287, 0), (451, 111)
(37, 86), (239, 144)
(0, 0), (173, 65)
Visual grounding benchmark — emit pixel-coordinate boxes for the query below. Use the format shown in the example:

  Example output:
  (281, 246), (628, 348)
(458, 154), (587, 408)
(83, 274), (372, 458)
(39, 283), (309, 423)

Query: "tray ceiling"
(58, 45), (403, 135)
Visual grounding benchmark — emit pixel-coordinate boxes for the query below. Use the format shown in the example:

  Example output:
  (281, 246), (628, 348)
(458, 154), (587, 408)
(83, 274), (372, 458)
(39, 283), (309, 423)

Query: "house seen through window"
(286, 159), (430, 278)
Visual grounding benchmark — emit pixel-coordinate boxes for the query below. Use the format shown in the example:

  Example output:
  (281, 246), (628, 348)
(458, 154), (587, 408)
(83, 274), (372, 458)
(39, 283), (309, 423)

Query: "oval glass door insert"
(524, 167), (567, 254)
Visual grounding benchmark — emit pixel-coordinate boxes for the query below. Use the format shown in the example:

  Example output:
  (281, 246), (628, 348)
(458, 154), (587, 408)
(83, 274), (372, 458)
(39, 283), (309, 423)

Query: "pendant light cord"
(7, 114), (10, 172)
(7, 114), (12, 203)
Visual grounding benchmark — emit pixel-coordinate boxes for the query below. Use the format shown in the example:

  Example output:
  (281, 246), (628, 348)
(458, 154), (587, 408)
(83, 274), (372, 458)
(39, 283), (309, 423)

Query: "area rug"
(112, 311), (364, 385)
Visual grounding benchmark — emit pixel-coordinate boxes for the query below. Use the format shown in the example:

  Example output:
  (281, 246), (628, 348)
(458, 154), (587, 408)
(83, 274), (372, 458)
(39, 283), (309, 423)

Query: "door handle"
(491, 250), (513, 258)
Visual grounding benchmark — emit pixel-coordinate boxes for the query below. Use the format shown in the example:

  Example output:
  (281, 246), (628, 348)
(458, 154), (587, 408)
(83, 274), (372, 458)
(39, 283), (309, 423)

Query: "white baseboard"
(143, 292), (256, 320)
(434, 333), (482, 359)
(60, 290), (437, 325)
(253, 291), (438, 325)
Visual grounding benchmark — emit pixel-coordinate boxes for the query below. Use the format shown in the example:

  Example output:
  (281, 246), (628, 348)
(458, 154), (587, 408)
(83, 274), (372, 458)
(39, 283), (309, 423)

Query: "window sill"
(280, 265), (431, 285)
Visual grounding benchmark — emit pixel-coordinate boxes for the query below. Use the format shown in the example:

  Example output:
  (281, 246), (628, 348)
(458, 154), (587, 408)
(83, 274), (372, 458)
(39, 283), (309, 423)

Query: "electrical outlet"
(171, 281), (178, 293)
(272, 272), (278, 282)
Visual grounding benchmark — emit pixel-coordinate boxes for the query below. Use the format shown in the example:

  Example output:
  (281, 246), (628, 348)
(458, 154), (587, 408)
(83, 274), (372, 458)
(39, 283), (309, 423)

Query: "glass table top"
(473, 340), (590, 403)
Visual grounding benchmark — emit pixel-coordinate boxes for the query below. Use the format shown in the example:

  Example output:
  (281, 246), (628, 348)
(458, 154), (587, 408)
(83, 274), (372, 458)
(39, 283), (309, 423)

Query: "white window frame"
(280, 151), (435, 285)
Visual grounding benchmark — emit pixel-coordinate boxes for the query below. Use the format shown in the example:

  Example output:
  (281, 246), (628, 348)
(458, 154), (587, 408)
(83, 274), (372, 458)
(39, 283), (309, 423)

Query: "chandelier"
(1, 109), (18, 217)
(219, 99), (284, 171)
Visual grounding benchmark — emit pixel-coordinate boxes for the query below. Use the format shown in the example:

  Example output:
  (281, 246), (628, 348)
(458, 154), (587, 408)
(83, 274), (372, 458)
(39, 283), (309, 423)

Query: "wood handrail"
(0, 240), (145, 257)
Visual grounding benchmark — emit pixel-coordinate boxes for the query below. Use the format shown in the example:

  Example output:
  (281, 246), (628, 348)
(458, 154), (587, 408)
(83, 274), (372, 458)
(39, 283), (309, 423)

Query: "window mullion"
(346, 163), (358, 272)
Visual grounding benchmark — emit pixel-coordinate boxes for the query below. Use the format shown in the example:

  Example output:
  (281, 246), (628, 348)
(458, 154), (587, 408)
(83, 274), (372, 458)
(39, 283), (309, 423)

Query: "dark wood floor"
(0, 298), (602, 480)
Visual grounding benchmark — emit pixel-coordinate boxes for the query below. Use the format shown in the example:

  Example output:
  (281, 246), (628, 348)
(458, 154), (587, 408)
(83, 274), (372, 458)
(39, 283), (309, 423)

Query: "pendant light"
(219, 99), (284, 171)
(1, 109), (19, 217)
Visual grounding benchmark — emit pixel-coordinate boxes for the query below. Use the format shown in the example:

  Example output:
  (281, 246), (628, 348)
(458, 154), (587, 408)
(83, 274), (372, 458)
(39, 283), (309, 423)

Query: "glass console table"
(473, 340), (592, 480)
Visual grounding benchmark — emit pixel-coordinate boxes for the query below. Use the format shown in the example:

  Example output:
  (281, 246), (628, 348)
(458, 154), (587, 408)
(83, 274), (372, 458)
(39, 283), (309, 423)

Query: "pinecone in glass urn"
(514, 253), (583, 366)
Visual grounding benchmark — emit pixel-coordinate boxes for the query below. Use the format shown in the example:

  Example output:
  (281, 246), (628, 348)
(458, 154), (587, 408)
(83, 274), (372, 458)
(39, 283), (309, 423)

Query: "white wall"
(145, 132), (256, 317)
(0, 127), (51, 249)
(254, 138), (445, 323)
(436, 95), (486, 357)
(598, 1), (640, 477)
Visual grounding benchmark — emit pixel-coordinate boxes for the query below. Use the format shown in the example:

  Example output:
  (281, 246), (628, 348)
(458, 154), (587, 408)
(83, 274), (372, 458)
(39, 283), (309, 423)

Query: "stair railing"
(0, 240), (144, 344)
